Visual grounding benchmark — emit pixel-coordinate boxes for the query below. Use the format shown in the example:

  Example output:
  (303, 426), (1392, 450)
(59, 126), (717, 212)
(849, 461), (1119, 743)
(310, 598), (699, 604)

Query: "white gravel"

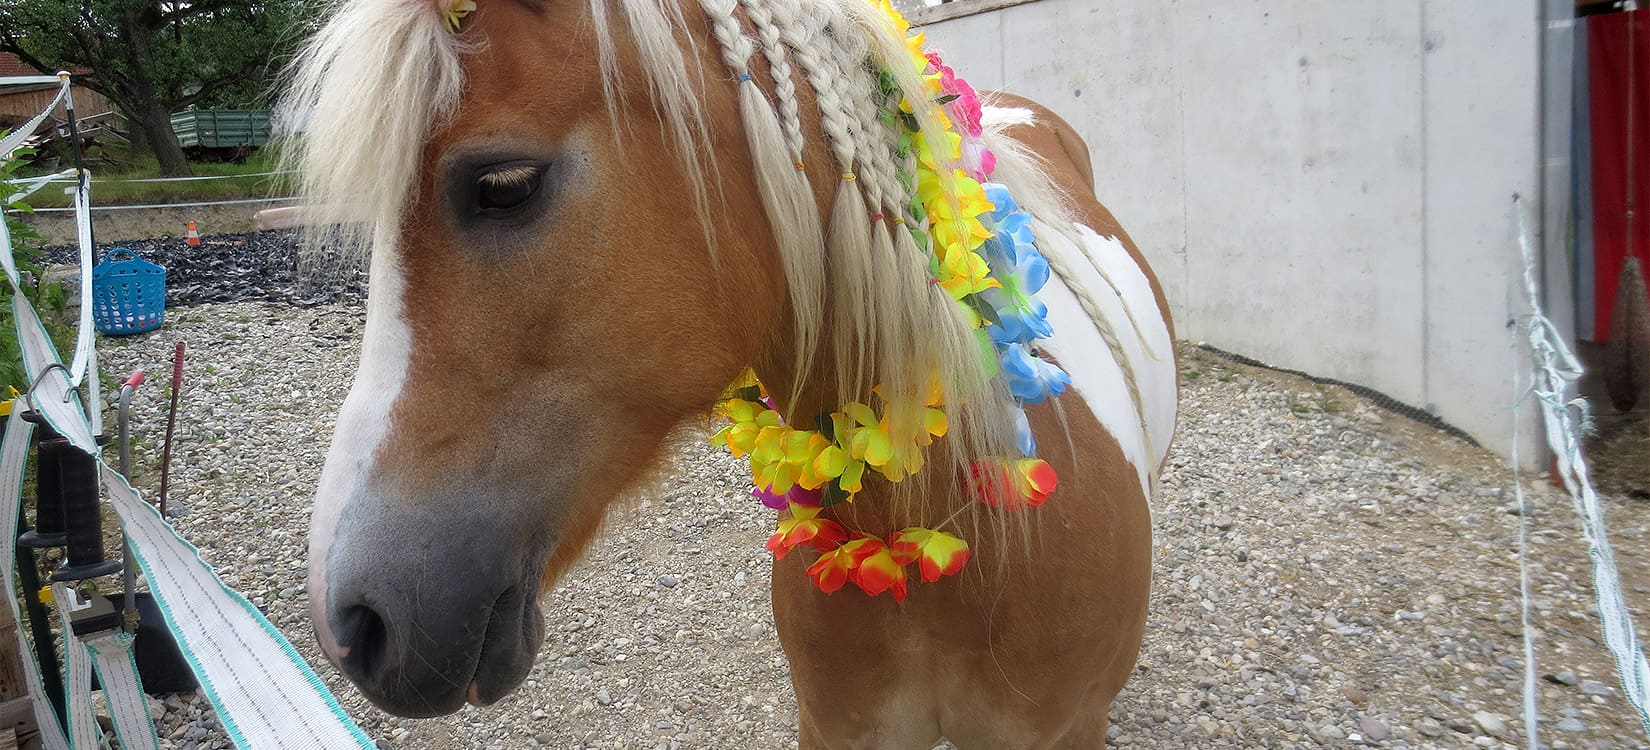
(92, 301), (1650, 749)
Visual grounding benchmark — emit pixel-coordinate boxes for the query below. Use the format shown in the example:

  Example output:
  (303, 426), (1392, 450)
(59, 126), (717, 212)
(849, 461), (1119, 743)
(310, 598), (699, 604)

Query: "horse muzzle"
(325, 576), (543, 716)
(311, 488), (551, 717)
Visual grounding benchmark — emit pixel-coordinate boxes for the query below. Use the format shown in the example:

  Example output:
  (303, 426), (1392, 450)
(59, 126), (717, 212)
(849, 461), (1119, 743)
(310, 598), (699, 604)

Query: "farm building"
(0, 53), (111, 135)
(904, 0), (1648, 468)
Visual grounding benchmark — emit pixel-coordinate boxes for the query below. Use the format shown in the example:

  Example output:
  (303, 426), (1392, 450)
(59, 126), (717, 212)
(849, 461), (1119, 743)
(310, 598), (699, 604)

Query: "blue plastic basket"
(92, 248), (166, 335)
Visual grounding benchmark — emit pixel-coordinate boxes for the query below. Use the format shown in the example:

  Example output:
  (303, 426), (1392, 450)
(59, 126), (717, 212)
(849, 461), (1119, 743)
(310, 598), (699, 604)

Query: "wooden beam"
(0, 606), (23, 703)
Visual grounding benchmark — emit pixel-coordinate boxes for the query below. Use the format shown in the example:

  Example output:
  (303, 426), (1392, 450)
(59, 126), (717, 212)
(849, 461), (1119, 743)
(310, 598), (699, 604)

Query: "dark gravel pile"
(43, 231), (365, 308)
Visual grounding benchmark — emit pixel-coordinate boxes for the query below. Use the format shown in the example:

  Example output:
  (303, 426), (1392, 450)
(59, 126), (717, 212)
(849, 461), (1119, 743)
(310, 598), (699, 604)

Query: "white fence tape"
(0, 410), (73, 750)
(53, 584), (105, 750)
(0, 78), (68, 160)
(2, 74), (374, 749)
(86, 632), (161, 750)
(68, 176), (92, 386)
(104, 469), (374, 748)
(28, 196), (300, 213)
(1515, 198), (1650, 737)
(0, 76), (64, 87)
(31, 171), (296, 185)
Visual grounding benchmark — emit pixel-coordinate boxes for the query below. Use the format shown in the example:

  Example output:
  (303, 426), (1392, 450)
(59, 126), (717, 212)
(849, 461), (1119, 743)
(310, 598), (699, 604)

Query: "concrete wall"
(918, 1), (1548, 460)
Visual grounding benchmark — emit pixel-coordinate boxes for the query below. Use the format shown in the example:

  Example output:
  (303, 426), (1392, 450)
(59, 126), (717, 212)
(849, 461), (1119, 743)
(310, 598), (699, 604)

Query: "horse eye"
(475, 166), (542, 214)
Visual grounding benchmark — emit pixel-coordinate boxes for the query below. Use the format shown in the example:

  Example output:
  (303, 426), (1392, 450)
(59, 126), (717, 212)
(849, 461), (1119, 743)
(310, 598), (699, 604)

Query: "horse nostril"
(335, 603), (390, 684)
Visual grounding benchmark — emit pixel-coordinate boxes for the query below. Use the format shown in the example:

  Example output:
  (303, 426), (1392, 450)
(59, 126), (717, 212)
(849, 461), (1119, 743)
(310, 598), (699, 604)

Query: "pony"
(283, 0), (1177, 745)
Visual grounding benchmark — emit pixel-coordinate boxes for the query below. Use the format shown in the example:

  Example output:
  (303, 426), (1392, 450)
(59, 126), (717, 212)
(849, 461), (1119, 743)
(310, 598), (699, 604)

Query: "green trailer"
(170, 109), (272, 154)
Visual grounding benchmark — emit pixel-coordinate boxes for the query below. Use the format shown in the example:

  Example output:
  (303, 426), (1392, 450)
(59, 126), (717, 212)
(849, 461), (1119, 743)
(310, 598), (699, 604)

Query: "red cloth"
(1590, 10), (1650, 341)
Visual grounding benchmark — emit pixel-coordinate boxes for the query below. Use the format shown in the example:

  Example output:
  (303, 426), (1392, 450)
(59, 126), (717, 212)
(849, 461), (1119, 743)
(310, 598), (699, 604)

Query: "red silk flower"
(888, 527), (971, 583)
(969, 458), (1058, 509)
(766, 502), (848, 560)
(806, 536), (884, 593)
(852, 544), (909, 602)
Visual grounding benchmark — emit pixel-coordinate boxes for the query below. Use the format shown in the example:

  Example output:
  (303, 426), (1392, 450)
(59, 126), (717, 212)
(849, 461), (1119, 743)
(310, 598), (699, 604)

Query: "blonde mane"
(282, 0), (1095, 533)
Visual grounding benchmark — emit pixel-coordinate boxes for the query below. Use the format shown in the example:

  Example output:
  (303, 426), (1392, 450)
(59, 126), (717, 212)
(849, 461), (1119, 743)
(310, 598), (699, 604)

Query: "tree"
(0, 0), (314, 175)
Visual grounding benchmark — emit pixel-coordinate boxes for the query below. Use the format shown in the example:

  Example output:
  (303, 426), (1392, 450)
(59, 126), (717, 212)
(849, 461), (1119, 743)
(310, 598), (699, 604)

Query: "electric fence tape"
(3, 74), (373, 749)
(1515, 198), (1650, 739)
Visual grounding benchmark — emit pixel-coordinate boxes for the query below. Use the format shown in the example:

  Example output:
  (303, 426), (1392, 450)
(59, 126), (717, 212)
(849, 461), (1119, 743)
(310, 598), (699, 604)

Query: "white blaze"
(308, 232), (413, 658)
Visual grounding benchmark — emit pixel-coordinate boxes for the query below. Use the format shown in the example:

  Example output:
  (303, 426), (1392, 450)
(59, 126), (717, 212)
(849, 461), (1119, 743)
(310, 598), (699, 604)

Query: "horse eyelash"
(478, 166), (541, 187)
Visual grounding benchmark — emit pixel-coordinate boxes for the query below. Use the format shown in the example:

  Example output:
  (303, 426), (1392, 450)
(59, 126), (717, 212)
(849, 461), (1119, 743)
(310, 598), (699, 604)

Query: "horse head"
(287, 0), (806, 716)
(289, 0), (1057, 718)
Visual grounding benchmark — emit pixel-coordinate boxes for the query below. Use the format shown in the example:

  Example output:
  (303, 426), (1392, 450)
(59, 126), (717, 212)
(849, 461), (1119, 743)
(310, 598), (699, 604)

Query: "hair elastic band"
(737, 73), (753, 83)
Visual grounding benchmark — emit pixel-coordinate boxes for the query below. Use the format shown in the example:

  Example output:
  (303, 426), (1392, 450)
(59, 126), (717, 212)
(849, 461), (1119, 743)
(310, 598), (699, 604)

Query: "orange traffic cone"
(186, 221), (200, 247)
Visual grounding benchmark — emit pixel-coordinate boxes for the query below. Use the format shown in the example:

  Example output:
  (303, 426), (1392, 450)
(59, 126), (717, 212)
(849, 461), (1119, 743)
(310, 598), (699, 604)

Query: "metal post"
(158, 342), (184, 517)
(55, 71), (93, 251)
(117, 374), (143, 632)
(14, 508), (64, 727)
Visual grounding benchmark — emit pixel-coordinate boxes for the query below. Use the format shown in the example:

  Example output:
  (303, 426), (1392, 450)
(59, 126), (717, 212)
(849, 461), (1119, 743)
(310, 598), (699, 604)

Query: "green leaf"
(732, 385), (764, 403)
(877, 69), (900, 98)
(963, 294), (1003, 327)
(936, 94), (961, 105)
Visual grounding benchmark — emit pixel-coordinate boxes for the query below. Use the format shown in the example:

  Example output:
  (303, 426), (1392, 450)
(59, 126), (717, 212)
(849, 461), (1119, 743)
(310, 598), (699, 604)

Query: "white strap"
(12, 291), (96, 453)
(3, 168), (76, 207)
(85, 633), (161, 750)
(67, 176), (93, 386)
(0, 78), (67, 159)
(104, 468), (375, 749)
(86, 348), (101, 438)
(0, 410), (71, 750)
(1, 169), (75, 291)
(0, 75), (63, 86)
(52, 584), (103, 750)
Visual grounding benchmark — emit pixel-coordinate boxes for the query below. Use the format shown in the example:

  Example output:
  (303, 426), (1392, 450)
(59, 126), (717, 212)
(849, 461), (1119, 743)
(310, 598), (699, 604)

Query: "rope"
(31, 171), (296, 185)
(1511, 357), (1540, 750)
(28, 196), (300, 213)
(1514, 194), (1650, 738)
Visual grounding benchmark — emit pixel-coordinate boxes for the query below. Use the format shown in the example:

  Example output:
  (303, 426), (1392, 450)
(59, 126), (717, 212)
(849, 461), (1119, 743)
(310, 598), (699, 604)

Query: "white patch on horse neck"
(308, 237), (413, 657)
(980, 106), (1036, 129)
(1036, 223), (1177, 495)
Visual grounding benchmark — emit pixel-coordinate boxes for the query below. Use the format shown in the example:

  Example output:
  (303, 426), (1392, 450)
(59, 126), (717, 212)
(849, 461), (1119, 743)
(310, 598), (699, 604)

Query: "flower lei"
(711, 2), (1072, 601)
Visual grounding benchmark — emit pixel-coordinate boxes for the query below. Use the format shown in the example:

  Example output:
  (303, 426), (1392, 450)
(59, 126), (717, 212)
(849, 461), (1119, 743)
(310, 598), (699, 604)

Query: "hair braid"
(696, 0), (829, 409)
(736, 0), (806, 162)
(767, 0), (885, 399)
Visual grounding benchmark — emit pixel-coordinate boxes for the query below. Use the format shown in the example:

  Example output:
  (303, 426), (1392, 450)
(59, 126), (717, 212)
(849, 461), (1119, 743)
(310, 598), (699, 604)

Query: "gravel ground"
(85, 290), (1650, 748)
